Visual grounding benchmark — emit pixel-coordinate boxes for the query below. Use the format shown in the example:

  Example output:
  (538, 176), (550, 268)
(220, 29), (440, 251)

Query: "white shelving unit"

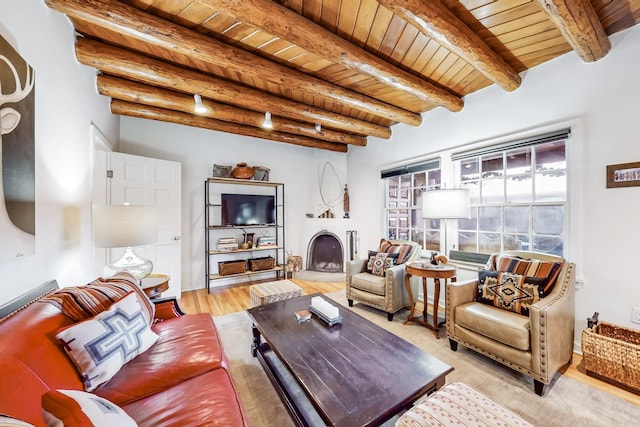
(204, 177), (285, 292)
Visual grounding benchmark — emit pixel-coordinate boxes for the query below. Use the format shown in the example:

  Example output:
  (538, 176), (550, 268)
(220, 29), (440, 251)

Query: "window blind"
(451, 129), (570, 161)
(380, 159), (440, 179)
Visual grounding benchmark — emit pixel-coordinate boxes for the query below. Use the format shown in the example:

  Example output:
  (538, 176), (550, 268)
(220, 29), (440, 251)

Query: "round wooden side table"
(141, 273), (170, 299)
(404, 262), (456, 338)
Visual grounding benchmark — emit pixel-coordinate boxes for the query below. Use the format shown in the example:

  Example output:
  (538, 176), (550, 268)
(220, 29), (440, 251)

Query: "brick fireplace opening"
(306, 231), (343, 272)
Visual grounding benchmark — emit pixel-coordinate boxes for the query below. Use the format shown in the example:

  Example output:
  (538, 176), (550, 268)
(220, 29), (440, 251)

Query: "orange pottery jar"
(231, 162), (254, 179)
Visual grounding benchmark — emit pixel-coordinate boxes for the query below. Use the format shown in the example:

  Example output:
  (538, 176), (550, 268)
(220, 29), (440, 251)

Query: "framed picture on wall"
(606, 161), (640, 188)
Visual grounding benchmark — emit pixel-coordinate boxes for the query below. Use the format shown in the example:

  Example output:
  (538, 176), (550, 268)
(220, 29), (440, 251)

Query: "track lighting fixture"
(193, 94), (207, 114)
(263, 111), (273, 129)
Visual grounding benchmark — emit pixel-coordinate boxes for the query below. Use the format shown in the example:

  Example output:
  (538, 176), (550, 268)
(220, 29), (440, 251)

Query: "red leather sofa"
(0, 279), (248, 426)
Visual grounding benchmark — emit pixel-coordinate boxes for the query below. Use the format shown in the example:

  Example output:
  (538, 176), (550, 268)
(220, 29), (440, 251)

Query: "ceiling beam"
(111, 100), (349, 153)
(202, 0), (463, 112)
(536, 0), (611, 62)
(377, 0), (521, 92)
(97, 74), (367, 146)
(45, 0), (422, 127)
(76, 38), (391, 139)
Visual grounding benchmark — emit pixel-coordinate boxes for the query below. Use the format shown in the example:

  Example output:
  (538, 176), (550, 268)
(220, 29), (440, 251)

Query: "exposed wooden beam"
(45, 0), (422, 126)
(76, 38), (391, 139)
(377, 0), (521, 92)
(202, 0), (463, 112)
(536, 0), (611, 62)
(111, 100), (348, 153)
(97, 74), (366, 146)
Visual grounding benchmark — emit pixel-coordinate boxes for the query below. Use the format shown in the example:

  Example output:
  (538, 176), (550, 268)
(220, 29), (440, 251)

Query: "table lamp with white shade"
(422, 188), (471, 258)
(93, 204), (158, 282)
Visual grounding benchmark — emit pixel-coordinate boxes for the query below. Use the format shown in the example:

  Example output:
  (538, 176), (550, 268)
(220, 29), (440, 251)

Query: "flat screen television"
(221, 194), (275, 226)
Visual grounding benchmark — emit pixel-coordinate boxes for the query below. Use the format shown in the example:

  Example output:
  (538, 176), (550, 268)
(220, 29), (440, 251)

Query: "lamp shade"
(93, 205), (158, 248)
(422, 189), (471, 219)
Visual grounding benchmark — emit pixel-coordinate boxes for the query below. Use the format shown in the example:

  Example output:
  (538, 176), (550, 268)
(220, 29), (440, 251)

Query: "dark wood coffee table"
(247, 293), (453, 426)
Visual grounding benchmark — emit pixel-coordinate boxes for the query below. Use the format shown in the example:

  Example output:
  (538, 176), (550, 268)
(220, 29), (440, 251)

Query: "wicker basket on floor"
(581, 313), (640, 391)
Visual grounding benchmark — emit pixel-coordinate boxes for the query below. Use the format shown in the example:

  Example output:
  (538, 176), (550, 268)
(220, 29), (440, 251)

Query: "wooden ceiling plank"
(377, 0), (522, 91)
(75, 38), (391, 138)
(366, 5), (395, 52)
(199, 0), (462, 111)
(536, 0), (611, 62)
(377, 14), (408, 57)
(320, 0), (341, 32)
(98, 74), (366, 146)
(111, 100), (349, 152)
(172, 2), (216, 29)
(389, 21), (420, 64)
(472, 0), (532, 21)
(477, 7), (549, 33)
(45, 0), (421, 126)
(336, 0), (361, 40)
(351, 0), (379, 47)
(399, 32), (432, 69)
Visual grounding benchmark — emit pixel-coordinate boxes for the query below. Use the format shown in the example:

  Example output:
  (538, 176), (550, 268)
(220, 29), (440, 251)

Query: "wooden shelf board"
(208, 245), (282, 255)
(208, 265), (284, 280)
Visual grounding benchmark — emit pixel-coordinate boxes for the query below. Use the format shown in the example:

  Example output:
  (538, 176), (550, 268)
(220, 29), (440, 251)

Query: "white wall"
(0, 0), (120, 304)
(119, 120), (347, 291)
(347, 26), (640, 339)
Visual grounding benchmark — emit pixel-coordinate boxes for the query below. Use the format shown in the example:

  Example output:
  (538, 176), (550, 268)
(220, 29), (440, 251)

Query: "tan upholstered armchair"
(446, 251), (576, 396)
(346, 239), (421, 321)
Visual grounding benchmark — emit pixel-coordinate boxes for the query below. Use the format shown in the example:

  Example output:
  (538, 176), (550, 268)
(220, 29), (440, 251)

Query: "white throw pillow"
(56, 292), (159, 391)
(42, 389), (137, 427)
(0, 415), (35, 427)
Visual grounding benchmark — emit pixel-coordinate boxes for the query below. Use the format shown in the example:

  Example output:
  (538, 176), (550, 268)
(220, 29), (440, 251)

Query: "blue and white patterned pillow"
(42, 389), (137, 427)
(56, 292), (159, 391)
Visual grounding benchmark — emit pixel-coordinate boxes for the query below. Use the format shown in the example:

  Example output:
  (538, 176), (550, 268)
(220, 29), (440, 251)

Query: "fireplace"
(306, 231), (343, 272)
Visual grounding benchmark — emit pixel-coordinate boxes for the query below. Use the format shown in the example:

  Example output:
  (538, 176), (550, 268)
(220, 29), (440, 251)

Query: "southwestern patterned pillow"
(366, 251), (399, 276)
(477, 270), (544, 316)
(497, 256), (562, 297)
(55, 293), (158, 391)
(42, 390), (137, 427)
(378, 240), (413, 264)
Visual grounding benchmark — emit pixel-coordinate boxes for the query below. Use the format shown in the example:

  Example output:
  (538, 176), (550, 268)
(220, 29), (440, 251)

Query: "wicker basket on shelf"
(249, 257), (275, 272)
(581, 312), (640, 391)
(218, 260), (247, 276)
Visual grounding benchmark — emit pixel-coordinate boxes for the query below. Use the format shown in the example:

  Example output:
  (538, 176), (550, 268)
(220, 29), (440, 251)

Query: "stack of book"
(216, 237), (238, 251)
(257, 236), (277, 247)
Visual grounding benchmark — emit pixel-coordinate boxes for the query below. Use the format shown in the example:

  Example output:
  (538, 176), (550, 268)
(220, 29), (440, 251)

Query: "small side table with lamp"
(408, 187), (470, 338)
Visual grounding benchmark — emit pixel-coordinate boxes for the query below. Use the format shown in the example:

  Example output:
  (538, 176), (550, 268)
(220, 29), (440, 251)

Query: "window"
(453, 130), (569, 257)
(382, 160), (441, 249)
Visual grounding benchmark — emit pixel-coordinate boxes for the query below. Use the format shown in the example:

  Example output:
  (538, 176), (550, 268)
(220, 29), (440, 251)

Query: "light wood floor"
(180, 280), (640, 407)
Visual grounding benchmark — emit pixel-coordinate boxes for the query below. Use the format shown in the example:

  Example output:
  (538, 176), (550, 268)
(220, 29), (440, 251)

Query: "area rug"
(214, 290), (638, 426)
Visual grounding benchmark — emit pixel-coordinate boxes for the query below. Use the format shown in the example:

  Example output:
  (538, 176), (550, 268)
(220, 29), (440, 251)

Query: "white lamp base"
(104, 247), (153, 282)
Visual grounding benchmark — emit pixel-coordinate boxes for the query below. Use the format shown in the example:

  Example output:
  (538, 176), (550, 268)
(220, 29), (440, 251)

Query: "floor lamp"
(93, 204), (158, 282)
(422, 189), (470, 258)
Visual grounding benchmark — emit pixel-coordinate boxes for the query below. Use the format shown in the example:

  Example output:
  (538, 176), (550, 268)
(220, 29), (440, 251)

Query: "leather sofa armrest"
(153, 297), (186, 319)
(445, 279), (477, 327)
(529, 262), (576, 377)
(386, 263), (409, 307)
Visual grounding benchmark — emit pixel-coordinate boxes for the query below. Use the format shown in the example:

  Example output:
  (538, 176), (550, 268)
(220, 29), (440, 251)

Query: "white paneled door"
(108, 152), (182, 298)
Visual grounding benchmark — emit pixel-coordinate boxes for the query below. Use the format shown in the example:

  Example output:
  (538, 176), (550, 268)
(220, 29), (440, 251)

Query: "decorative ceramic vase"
(231, 162), (254, 179)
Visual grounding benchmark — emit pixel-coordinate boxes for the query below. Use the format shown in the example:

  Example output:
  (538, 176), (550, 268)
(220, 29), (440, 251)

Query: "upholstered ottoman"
(396, 382), (532, 427)
(249, 280), (303, 308)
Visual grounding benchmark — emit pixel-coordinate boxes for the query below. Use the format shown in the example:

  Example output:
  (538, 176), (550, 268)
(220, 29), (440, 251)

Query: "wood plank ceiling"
(45, 0), (640, 152)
